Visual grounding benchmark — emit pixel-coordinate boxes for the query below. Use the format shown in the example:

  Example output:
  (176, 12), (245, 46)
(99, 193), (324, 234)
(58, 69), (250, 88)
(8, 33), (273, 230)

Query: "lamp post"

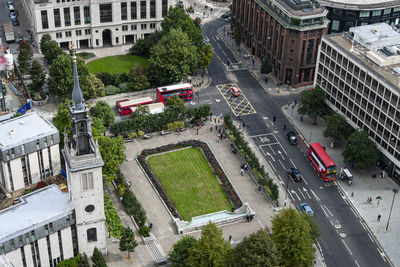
(386, 188), (398, 231)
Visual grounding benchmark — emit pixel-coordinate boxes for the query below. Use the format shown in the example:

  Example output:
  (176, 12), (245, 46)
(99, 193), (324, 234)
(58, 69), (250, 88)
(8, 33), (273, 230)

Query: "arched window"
(87, 228), (97, 242)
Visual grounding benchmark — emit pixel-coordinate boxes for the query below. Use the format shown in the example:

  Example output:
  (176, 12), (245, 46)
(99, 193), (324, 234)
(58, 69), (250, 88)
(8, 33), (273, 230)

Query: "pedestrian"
(294, 99), (297, 105)
(377, 214), (381, 221)
(197, 128), (199, 135)
(210, 126), (213, 132)
(369, 196), (372, 203)
(215, 124), (218, 131)
(300, 115), (304, 121)
(283, 124), (286, 130)
(241, 169), (244, 176)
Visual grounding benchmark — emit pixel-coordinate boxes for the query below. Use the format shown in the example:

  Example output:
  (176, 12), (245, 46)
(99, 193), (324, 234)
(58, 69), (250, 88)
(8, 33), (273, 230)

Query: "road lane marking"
(265, 151), (275, 162)
(278, 159), (286, 169)
(298, 188), (306, 199)
(302, 177), (309, 185)
(355, 260), (360, 267)
(323, 205), (334, 217)
(341, 240), (352, 255)
(250, 133), (274, 138)
(321, 205), (329, 217)
(290, 190), (300, 201)
(303, 188), (311, 199)
(289, 158), (296, 168)
(277, 150), (285, 160)
(269, 161), (276, 171)
(368, 233), (374, 243)
(311, 189), (320, 201)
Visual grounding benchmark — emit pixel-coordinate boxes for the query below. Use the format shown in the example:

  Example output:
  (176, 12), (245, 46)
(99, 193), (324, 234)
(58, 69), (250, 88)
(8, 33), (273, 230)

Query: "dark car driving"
(287, 168), (302, 182)
(287, 131), (297, 145)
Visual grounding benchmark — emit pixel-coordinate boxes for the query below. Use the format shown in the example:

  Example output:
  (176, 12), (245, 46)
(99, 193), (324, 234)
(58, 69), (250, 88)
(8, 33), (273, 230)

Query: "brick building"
(232, 0), (329, 87)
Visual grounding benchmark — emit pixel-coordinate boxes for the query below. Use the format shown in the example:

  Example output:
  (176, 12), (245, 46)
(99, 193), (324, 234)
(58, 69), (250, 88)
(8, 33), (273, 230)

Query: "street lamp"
(386, 188), (398, 231)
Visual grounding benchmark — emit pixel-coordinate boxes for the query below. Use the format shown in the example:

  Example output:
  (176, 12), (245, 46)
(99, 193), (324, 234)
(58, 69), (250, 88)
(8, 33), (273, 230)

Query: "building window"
(131, 24), (137, 30)
(25, 233), (30, 243)
(64, 8), (71, 26)
(87, 228), (97, 242)
(121, 2), (128, 20)
(74, 7), (81, 25)
(31, 230), (35, 240)
(10, 239), (14, 250)
(394, 7), (400, 12)
(45, 225), (49, 235)
(131, 1), (137, 19)
(122, 25), (128, 31)
(306, 39), (314, 65)
(383, 8), (391, 15)
(84, 6), (90, 24)
(41, 10), (49, 29)
(331, 20), (340, 31)
(100, 4), (112, 22)
(141, 23), (147, 30)
(359, 11), (369, 18)
(66, 31), (72, 37)
(162, 0), (167, 17)
(76, 30), (82, 36)
(85, 29), (91, 35)
(7, 162), (13, 191)
(0, 244), (4, 254)
(54, 9), (61, 27)
(49, 223), (54, 233)
(372, 10), (382, 16)
(11, 148), (15, 158)
(50, 135), (54, 145)
(140, 0), (146, 19)
(150, 0), (156, 18)
(150, 22), (155, 29)
(82, 172), (94, 191)
(56, 32), (62, 38)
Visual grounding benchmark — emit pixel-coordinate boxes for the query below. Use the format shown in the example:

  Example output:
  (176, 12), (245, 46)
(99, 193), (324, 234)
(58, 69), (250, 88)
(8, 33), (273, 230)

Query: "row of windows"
(56, 29), (91, 38)
(4, 136), (54, 161)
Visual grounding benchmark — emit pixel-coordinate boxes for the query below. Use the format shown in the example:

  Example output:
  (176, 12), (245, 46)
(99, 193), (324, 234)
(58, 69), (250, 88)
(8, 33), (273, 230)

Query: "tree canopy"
(199, 44), (213, 74)
(169, 236), (198, 267)
(53, 100), (71, 149)
(129, 30), (165, 57)
(129, 63), (150, 91)
(86, 74), (105, 99)
(40, 34), (64, 65)
(91, 101), (115, 128)
(18, 41), (33, 74)
(342, 130), (379, 168)
(165, 94), (186, 119)
(91, 247), (107, 267)
(148, 29), (199, 85)
(323, 112), (354, 142)
(298, 86), (327, 124)
(186, 222), (232, 267)
(119, 227), (138, 258)
(272, 208), (316, 267)
(28, 60), (46, 94)
(233, 228), (279, 267)
(96, 135), (126, 183)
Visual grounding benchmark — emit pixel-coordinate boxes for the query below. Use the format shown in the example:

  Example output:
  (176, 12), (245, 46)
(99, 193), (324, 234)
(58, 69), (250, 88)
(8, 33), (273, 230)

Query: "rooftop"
(257, 0), (327, 18)
(320, 0), (400, 9)
(0, 184), (74, 242)
(324, 23), (400, 92)
(0, 112), (58, 151)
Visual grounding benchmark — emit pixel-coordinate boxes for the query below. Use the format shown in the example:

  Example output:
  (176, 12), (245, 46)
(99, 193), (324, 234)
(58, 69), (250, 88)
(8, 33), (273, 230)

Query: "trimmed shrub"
(139, 225), (151, 237)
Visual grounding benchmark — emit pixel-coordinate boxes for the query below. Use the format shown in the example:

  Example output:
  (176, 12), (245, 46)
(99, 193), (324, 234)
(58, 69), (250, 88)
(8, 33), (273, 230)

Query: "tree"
(91, 247), (107, 267)
(199, 44), (213, 75)
(91, 117), (106, 139)
(169, 236), (198, 267)
(43, 40), (64, 65)
(186, 222), (232, 267)
(233, 228), (279, 267)
(40, 34), (52, 56)
(53, 100), (71, 149)
(148, 29), (199, 85)
(342, 130), (379, 168)
(272, 208), (315, 267)
(96, 135), (126, 183)
(129, 63), (150, 91)
(28, 60), (46, 93)
(261, 59), (272, 74)
(119, 227), (138, 258)
(86, 74), (105, 99)
(48, 53), (90, 99)
(78, 253), (90, 267)
(323, 112), (354, 142)
(301, 213), (321, 243)
(129, 30), (165, 57)
(18, 41), (33, 74)
(298, 86), (327, 124)
(234, 25), (242, 49)
(92, 101), (115, 128)
(166, 94), (185, 116)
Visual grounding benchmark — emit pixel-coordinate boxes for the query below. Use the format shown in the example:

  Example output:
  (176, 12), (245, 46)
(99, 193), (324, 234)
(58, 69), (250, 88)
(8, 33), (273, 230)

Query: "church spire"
(71, 48), (84, 111)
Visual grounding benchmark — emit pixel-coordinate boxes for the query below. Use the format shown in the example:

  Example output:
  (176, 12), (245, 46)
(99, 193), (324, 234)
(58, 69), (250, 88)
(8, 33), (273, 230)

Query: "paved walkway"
(283, 106), (399, 266)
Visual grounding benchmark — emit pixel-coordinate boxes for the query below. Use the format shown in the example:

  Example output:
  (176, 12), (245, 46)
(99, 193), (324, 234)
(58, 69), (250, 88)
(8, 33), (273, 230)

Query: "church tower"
(62, 50), (107, 256)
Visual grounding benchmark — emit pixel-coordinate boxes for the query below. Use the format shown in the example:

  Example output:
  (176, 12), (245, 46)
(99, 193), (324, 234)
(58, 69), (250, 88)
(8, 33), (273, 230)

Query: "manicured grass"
(147, 148), (232, 221)
(86, 54), (149, 74)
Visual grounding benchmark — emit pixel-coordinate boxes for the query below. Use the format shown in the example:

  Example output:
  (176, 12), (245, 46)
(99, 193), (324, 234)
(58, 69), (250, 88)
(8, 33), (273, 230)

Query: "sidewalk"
(283, 105), (399, 266)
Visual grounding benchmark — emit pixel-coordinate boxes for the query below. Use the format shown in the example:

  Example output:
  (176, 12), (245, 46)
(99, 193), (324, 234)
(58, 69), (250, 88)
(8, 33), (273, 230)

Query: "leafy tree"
(343, 130), (379, 168)
(298, 85), (327, 125)
(166, 94), (185, 118)
(92, 101), (115, 128)
(272, 208), (315, 267)
(261, 59), (272, 74)
(86, 74), (105, 99)
(53, 100), (71, 149)
(186, 222), (232, 267)
(78, 253), (90, 267)
(91, 117), (106, 139)
(199, 44), (213, 75)
(40, 35), (64, 65)
(323, 112), (354, 142)
(129, 63), (150, 91)
(233, 228), (279, 267)
(96, 72), (114, 86)
(105, 85), (121, 95)
(28, 60), (46, 93)
(18, 41), (33, 74)
(91, 247), (107, 267)
(129, 30), (165, 57)
(40, 34), (52, 56)
(234, 25), (242, 48)
(169, 236), (198, 267)
(96, 135), (126, 183)
(48, 53), (89, 99)
(119, 227), (138, 258)
(301, 213), (321, 243)
(148, 29), (199, 85)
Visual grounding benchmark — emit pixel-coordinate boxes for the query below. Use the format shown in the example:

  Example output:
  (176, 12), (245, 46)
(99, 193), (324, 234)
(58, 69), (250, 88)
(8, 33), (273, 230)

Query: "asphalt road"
(199, 19), (390, 267)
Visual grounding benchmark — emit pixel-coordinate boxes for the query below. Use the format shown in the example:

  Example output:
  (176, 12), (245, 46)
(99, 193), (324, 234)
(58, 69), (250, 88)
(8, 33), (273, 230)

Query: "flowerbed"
(104, 194), (125, 238)
(137, 140), (243, 220)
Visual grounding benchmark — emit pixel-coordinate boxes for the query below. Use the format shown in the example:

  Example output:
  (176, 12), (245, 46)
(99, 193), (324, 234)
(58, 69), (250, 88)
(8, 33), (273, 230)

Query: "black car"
(221, 11), (231, 19)
(287, 131), (297, 145)
(11, 17), (19, 26)
(287, 168), (302, 182)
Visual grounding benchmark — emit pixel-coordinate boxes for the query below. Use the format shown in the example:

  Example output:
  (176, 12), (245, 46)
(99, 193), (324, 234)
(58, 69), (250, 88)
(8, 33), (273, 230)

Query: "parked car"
(11, 17), (19, 26)
(287, 131), (297, 145)
(287, 168), (302, 182)
(8, 3), (14, 11)
(229, 86), (240, 97)
(9, 10), (16, 20)
(221, 11), (231, 19)
(178, 0), (183, 8)
(7, 1), (13, 8)
(299, 203), (314, 216)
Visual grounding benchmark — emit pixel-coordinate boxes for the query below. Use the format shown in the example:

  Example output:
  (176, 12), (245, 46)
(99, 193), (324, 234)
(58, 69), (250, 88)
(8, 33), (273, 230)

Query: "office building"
(232, 0), (329, 87)
(314, 23), (400, 180)
(22, 0), (171, 49)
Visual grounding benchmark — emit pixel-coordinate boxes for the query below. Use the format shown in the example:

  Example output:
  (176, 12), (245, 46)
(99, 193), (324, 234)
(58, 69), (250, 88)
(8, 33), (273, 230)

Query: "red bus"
(156, 83), (194, 103)
(117, 97), (154, 115)
(308, 143), (337, 182)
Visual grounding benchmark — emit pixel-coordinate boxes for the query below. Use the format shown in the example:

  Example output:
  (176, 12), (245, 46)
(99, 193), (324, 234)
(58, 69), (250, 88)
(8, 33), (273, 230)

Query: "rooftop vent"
(9, 130), (15, 135)
(19, 120), (24, 125)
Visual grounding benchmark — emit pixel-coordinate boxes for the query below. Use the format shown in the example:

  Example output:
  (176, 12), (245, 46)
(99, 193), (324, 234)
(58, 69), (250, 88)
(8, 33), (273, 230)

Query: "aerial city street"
(0, 0), (399, 266)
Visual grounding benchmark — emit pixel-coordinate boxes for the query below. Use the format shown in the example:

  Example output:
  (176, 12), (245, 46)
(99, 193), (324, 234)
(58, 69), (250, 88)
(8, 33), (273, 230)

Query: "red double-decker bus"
(117, 97), (154, 115)
(308, 143), (337, 182)
(156, 83), (194, 103)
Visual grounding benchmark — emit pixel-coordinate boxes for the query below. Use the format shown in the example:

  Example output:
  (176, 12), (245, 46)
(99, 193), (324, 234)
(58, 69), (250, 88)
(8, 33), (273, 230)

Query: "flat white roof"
(0, 112), (58, 150)
(0, 184), (74, 242)
(130, 102), (165, 114)
(320, 0), (399, 8)
(119, 97), (154, 108)
(157, 83), (192, 92)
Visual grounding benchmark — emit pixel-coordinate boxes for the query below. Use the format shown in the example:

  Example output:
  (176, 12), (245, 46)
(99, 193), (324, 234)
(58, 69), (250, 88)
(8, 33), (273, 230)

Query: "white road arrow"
(303, 187), (312, 199)
(291, 190), (301, 201)
(266, 152), (275, 162)
(278, 150), (285, 160)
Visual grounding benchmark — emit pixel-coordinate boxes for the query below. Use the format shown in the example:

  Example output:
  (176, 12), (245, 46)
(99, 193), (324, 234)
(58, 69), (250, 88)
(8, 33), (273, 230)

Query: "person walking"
(241, 169), (244, 176)
(283, 124), (286, 130)
(377, 214), (381, 221)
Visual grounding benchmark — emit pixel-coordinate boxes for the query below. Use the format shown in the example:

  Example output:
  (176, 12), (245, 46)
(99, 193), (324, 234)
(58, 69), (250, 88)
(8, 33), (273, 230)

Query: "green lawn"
(86, 55), (149, 74)
(147, 148), (232, 221)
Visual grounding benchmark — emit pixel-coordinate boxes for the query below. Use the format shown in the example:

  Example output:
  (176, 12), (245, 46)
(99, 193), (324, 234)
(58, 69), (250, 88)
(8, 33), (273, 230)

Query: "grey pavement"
(283, 105), (399, 266)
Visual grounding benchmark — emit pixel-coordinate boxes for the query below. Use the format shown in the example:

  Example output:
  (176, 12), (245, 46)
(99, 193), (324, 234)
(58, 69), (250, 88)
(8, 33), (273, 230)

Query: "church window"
(81, 172), (94, 191)
(85, 205), (95, 213)
(87, 228), (97, 242)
